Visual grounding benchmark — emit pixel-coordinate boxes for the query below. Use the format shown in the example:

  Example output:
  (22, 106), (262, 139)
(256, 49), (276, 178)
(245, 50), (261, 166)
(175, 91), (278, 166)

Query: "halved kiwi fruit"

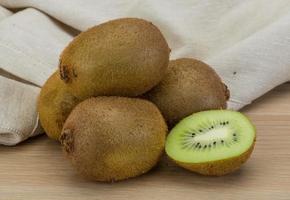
(59, 18), (170, 99)
(165, 110), (256, 176)
(60, 96), (167, 182)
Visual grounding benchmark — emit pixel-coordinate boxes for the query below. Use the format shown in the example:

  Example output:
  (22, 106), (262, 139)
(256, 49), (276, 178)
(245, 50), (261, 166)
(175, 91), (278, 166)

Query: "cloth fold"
(0, 0), (289, 145)
(0, 5), (11, 20)
(0, 76), (40, 145)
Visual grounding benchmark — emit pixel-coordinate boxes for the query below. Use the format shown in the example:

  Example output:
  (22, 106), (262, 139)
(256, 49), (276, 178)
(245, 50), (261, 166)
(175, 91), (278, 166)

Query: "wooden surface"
(0, 83), (290, 200)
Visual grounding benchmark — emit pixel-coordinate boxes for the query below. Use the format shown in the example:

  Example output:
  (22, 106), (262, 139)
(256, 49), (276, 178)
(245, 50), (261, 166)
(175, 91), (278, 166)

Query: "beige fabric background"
(0, 0), (290, 145)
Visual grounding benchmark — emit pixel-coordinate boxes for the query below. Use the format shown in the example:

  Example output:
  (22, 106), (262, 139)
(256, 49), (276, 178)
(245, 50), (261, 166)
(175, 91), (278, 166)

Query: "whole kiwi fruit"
(144, 58), (230, 126)
(38, 71), (80, 140)
(60, 97), (167, 182)
(59, 18), (170, 99)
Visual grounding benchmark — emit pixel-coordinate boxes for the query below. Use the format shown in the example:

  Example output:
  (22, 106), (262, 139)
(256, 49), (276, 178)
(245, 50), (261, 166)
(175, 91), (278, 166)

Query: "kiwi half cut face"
(165, 110), (256, 176)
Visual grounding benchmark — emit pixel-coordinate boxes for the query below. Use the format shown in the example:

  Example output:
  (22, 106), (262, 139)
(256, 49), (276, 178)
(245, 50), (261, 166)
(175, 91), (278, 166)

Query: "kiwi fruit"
(60, 97), (167, 182)
(59, 18), (170, 99)
(165, 110), (256, 176)
(38, 71), (80, 140)
(144, 58), (230, 126)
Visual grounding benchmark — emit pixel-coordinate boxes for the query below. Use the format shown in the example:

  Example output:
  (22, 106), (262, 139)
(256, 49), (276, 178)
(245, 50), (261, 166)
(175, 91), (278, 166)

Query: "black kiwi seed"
(233, 133), (236, 136)
(204, 145), (207, 149)
(213, 141), (217, 145)
(199, 130), (202, 132)
(221, 140), (224, 144)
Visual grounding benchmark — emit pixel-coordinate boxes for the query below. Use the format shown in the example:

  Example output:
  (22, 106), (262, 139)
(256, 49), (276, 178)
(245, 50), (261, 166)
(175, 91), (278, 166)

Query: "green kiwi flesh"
(165, 110), (256, 176)
(59, 18), (170, 99)
(60, 97), (167, 182)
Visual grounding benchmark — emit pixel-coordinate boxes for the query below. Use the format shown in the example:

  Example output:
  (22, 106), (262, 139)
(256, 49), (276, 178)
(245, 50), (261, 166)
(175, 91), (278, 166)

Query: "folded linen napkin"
(0, 0), (289, 145)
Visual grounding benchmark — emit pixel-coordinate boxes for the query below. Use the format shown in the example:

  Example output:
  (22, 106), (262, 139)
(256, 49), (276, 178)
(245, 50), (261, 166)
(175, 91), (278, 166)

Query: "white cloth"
(0, 0), (289, 145)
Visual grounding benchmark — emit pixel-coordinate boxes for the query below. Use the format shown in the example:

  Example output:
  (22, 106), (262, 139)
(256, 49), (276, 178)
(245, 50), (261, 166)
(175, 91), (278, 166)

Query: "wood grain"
(0, 83), (290, 200)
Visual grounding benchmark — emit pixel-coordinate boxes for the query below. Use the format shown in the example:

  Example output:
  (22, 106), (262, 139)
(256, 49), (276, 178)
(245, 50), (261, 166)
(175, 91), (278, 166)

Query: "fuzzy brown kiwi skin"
(170, 140), (255, 176)
(38, 71), (81, 140)
(60, 97), (168, 182)
(144, 58), (230, 126)
(59, 18), (171, 99)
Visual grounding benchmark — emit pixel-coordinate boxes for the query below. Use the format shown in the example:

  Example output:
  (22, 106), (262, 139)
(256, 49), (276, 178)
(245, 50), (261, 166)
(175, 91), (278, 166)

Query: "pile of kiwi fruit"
(38, 18), (256, 182)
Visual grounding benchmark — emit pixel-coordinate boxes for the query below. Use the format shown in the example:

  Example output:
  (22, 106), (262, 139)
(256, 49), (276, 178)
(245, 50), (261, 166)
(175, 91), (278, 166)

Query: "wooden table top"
(0, 83), (290, 200)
